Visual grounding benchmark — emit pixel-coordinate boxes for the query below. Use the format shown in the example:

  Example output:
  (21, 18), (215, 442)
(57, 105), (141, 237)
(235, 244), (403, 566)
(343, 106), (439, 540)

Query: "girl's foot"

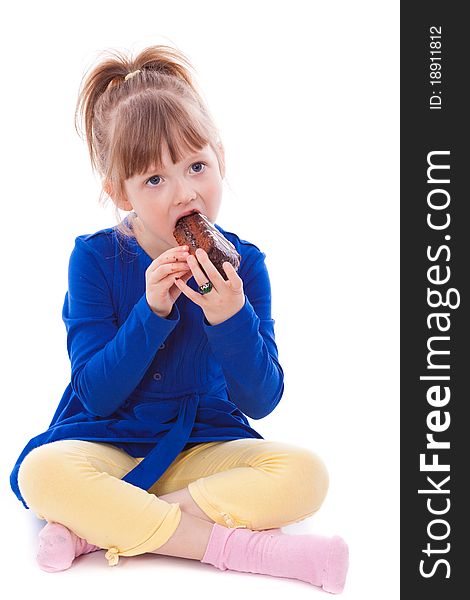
(37, 521), (100, 572)
(201, 523), (349, 594)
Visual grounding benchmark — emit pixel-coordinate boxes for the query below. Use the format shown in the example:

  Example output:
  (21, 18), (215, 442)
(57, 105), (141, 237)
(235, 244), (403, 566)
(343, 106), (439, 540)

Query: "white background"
(0, 1), (399, 598)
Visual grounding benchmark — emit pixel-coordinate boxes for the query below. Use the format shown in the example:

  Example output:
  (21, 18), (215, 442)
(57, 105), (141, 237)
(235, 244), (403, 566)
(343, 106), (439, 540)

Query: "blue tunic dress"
(10, 221), (284, 509)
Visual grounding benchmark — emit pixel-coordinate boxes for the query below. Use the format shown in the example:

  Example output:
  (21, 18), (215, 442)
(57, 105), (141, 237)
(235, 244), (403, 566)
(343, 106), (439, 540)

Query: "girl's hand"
(174, 248), (245, 326)
(145, 246), (193, 318)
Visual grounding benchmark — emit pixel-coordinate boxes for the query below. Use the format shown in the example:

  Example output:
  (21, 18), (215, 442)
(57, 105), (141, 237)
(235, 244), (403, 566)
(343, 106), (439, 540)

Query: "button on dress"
(10, 220), (284, 509)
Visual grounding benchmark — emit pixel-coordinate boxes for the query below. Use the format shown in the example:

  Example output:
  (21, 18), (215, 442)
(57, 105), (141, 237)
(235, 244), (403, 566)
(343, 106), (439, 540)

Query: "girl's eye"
(146, 175), (162, 187)
(190, 161), (206, 173)
(145, 162), (206, 187)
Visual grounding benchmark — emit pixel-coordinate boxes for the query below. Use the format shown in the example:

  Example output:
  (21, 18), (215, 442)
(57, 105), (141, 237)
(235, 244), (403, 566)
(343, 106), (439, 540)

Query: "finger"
(159, 246), (190, 262)
(148, 262), (191, 283)
(149, 247), (190, 271)
(169, 270), (193, 301)
(222, 262), (244, 292)
(161, 262), (191, 278)
(186, 253), (216, 290)
(179, 270), (193, 281)
(150, 269), (189, 294)
(193, 249), (224, 290)
(173, 271), (193, 287)
(150, 251), (190, 272)
(174, 276), (203, 304)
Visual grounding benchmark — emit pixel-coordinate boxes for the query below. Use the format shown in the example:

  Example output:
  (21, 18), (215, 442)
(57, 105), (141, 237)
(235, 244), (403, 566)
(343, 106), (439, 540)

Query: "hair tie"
(125, 69), (141, 81)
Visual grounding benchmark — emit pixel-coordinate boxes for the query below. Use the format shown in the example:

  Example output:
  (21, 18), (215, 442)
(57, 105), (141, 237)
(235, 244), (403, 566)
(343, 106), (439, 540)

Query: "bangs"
(109, 91), (214, 182)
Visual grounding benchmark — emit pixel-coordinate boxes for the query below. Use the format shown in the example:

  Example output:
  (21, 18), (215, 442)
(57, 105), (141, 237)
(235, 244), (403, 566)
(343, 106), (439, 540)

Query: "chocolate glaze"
(173, 213), (241, 281)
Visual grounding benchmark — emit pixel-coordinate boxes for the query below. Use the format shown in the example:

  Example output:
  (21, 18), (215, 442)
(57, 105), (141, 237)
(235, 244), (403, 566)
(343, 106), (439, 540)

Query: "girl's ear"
(103, 179), (113, 197)
(103, 180), (133, 211)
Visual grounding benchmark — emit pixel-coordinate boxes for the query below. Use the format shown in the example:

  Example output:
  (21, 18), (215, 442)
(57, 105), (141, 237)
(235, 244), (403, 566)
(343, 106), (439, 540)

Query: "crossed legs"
(19, 439), (329, 565)
(152, 487), (215, 560)
(22, 440), (347, 591)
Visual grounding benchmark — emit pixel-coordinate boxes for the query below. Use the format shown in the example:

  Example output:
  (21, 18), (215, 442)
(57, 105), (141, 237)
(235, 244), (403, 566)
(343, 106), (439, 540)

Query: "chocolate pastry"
(173, 212), (241, 281)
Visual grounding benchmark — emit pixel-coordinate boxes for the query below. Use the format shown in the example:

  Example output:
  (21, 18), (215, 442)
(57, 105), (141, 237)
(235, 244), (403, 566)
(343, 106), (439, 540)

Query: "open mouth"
(174, 209), (201, 228)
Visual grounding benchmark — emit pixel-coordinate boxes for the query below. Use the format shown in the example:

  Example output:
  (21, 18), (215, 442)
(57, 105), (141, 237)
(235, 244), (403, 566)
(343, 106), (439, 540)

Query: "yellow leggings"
(17, 438), (329, 565)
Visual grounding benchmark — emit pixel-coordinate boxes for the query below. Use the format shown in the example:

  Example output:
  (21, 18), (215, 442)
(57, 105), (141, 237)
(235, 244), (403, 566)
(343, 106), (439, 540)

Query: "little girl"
(10, 44), (348, 593)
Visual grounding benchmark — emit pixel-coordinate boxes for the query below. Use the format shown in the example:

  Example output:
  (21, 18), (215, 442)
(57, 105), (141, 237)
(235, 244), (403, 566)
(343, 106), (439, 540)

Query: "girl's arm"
(203, 250), (284, 419)
(63, 237), (180, 417)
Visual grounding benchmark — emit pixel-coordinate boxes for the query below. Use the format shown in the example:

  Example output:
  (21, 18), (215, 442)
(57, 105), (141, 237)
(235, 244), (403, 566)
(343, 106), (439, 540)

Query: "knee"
(291, 447), (329, 514)
(272, 444), (329, 516)
(18, 442), (76, 512)
(249, 441), (329, 514)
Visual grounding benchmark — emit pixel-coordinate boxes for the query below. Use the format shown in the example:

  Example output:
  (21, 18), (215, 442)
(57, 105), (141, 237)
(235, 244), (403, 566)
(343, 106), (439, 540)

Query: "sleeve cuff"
(135, 293), (180, 331)
(203, 295), (259, 343)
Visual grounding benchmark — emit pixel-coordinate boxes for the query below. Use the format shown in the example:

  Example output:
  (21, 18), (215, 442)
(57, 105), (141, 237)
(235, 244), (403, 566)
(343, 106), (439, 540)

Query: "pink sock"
(37, 522), (100, 572)
(201, 523), (349, 594)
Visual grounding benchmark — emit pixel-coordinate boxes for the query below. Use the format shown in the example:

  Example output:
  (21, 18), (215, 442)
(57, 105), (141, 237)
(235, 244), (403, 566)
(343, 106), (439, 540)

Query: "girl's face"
(121, 143), (224, 259)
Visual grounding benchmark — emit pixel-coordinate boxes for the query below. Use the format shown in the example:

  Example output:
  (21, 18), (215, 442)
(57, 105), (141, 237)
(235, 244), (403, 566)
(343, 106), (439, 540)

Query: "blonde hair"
(74, 45), (225, 237)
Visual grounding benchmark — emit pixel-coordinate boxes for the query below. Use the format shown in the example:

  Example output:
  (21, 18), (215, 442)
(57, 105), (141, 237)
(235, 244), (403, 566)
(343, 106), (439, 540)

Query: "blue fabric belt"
(121, 393), (200, 490)
(10, 386), (263, 509)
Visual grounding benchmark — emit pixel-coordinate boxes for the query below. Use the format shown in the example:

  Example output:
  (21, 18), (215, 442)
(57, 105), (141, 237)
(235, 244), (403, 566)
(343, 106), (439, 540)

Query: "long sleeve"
(202, 250), (284, 419)
(62, 237), (180, 417)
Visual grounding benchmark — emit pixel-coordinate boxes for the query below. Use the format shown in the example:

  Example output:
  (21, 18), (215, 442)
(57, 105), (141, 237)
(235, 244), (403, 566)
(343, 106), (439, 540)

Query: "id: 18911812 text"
(429, 26), (443, 110)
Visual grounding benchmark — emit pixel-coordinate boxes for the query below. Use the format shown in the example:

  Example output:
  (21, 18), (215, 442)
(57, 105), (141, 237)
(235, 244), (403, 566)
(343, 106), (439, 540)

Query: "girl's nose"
(173, 178), (196, 204)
